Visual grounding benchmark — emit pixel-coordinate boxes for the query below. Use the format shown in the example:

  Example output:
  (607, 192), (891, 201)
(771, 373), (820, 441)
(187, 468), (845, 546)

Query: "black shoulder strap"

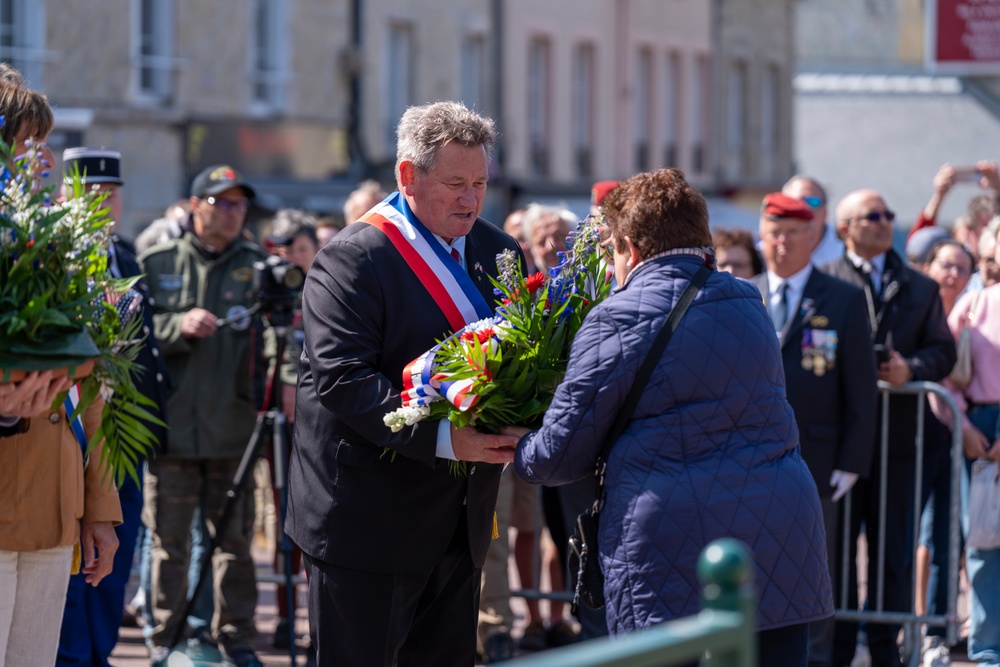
(593, 264), (711, 488)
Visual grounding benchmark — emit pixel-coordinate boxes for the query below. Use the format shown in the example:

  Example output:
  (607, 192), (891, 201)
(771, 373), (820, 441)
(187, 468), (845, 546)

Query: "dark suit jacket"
(286, 216), (521, 574)
(114, 239), (169, 451)
(820, 250), (956, 459)
(752, 268), (878, 494)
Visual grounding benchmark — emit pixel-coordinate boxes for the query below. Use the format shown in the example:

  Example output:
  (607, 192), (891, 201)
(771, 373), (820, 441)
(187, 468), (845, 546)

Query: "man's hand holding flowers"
(452, 425), (518, 464)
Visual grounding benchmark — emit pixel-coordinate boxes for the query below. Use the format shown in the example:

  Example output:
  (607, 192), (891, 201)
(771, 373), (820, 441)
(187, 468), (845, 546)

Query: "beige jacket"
(0, 399), (122, 552)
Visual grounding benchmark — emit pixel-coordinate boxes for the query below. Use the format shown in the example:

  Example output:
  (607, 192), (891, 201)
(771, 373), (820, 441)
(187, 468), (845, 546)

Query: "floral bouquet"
(0, 139), (162, 486)
(384, 215), (613, 475)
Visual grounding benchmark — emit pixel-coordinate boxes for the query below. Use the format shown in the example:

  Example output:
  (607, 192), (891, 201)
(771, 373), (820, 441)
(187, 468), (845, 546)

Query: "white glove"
(829, 470), (859, 502)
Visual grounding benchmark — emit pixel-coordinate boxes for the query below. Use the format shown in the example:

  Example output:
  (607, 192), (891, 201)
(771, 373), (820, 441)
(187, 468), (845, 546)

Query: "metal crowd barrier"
(833, 381), (963, 667)
(510, 538), (757, 667)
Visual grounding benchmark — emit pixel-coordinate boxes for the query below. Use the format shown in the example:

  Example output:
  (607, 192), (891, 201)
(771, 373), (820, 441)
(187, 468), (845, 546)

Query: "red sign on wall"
(929, 0), (1000, 72)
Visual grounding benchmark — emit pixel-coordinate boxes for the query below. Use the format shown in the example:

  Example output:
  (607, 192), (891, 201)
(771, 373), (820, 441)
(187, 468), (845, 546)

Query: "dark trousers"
(56, 472), (144, 666)
(305, 511), (480, 667)
(808, 495), (841, 667)
(677, 621), (810, 667)
(833, 455), (917, 666)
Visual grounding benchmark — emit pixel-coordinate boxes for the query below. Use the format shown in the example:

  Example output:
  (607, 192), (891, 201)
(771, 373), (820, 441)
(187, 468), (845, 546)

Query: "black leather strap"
(592, 264), (711, 507)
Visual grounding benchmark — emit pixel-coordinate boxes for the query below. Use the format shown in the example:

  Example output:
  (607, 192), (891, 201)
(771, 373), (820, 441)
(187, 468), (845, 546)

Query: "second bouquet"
(384, 215), (613, 476)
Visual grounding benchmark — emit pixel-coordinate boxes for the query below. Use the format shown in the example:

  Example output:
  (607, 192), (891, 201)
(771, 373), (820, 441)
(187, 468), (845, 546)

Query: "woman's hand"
(963, 426), (990, 460)
(0, 372), (73, 419)
(501, 426), (531, 439)
(986, 439), (1000, 464)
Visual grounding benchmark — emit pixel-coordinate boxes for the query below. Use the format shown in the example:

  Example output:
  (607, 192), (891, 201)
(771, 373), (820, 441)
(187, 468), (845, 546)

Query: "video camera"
(252, 255), (305, 328)
(215, 255), (305, 331)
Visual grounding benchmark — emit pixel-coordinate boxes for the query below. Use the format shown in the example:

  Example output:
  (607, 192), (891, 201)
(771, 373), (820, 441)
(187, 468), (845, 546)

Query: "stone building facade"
(4, 0), (795, 234)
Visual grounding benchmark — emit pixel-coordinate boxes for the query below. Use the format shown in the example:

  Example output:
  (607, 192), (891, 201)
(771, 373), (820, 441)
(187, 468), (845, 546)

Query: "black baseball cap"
(190, 164), (256, 200)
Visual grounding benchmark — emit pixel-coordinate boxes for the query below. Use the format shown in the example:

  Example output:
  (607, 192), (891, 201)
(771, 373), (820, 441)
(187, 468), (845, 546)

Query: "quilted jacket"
(515, 254), (833, 634)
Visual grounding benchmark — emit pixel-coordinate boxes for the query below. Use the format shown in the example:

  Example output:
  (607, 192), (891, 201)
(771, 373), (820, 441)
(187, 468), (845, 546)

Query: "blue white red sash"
(360, 192), (494, 409)
(63, 384), (89, 466)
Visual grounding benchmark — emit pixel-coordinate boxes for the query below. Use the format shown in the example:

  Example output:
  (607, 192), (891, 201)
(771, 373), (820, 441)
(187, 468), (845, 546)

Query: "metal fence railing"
(509, 538), (757, 667)
(833, 381), (964, 667)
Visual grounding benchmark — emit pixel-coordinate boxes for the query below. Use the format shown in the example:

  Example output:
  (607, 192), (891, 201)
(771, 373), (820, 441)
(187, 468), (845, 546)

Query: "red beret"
(591, 180), (620, 207)
(761, 192), (814, 222)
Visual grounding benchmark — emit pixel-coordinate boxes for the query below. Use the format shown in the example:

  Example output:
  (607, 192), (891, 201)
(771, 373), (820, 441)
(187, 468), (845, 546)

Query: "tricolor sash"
(360, 192), (494, 409)
(64, 384), (89, 466)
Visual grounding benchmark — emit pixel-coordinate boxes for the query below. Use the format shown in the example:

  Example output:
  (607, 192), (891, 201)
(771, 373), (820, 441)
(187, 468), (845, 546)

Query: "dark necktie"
(862, 261), (880, 306)
(450, 247), (461, 264)
(771, 282), (788, 332)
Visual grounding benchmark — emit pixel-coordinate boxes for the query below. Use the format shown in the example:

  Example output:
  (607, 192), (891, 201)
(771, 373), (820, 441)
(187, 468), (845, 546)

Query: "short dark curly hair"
(601, 168), (711, 258)
(712, 227), (764, 275)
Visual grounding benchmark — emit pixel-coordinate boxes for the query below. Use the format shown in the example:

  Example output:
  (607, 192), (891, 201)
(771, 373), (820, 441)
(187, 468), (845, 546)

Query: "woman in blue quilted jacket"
(511, 168), (833, 666)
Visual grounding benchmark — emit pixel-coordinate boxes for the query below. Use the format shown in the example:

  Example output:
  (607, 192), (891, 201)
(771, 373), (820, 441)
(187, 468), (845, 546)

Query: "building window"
(460, 35), (486, 112)
(690, 55), (709, 174)
(133, 0), (173, 101)
(760, 64), (779, 180)
(571, 43), (595, 178)
(527, 36), (551, 177)
(633, 47), (654, 172)
(661, 52), (681, 168)
(0, 0), (44, 86)
(385, 22), (414, 151)
(725, 60), (747, 180)
(251, 0), (285, 109)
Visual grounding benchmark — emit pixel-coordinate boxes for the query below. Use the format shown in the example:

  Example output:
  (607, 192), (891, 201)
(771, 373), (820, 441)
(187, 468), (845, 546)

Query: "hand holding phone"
(953, 167), (983, 184)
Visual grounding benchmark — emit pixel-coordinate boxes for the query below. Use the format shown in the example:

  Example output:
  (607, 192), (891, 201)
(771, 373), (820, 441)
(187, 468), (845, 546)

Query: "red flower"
(461, 330), (477, 343)
(475, 327), (494, 343)
(525, 272), (546, 293)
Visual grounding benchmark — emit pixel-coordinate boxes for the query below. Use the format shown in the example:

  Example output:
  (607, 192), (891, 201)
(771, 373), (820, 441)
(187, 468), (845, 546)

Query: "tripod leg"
(271, 411), (299, 663)
(167, 410), (270, 651)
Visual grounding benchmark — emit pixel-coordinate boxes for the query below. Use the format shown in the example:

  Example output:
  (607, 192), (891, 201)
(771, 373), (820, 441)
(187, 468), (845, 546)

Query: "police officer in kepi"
(139, 165), (268, 667)
(55, 147), (170, 667)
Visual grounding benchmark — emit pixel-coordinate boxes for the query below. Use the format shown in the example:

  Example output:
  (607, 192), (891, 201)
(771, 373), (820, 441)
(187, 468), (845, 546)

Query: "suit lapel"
(114, 240), (141, 279)
(464, 223), (500, 308)
(782, 270), (823, 350)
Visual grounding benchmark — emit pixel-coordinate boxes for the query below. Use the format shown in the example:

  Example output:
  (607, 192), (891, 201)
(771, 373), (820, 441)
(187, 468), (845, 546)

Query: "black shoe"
(482, 632), (515, 663)
(546, 620), (580, 648)
(273, 618), (292, 649)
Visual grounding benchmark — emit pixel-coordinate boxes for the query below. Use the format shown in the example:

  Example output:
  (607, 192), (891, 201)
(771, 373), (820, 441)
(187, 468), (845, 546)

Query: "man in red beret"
(752, 191), (878, 667)
(590, 180), (619, 216)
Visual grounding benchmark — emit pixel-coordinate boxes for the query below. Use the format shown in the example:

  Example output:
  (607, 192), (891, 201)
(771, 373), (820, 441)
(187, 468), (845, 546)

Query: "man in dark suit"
(821, 189), (956, 667)
(286, 102), (521, 667)
(752, 192), (878, 667)
(56, 147), (170, 667)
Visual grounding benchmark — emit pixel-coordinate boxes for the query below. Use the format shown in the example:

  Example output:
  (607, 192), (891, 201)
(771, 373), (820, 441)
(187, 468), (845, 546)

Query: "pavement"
(108, 535), (980, 667)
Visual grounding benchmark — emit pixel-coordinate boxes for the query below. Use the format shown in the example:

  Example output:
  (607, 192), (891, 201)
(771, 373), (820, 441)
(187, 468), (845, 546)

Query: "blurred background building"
(794, 0), (1000, 228)
(33, 1), (1000, 238)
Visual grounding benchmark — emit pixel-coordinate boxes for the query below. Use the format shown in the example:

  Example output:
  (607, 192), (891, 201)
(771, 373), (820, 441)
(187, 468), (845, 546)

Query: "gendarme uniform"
(139, 231), (266, 458)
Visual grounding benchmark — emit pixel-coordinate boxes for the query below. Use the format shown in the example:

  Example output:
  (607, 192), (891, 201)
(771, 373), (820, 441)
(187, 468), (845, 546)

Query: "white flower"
(383, 405), (431, 432)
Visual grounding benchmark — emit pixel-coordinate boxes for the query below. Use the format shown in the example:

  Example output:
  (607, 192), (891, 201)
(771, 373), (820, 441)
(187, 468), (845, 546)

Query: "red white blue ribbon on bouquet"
(360, 192), (494, 409)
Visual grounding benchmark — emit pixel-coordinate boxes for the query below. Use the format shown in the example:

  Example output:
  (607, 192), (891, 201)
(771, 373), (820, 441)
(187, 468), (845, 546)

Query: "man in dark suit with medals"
(286, 102), (522, 666)
(752, 193), (878, 667)
(821, 189), (956, 667)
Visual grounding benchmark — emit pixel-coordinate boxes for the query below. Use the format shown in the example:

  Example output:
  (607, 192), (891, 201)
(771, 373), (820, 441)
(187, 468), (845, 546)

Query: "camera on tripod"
(252, 255), (305, 328)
